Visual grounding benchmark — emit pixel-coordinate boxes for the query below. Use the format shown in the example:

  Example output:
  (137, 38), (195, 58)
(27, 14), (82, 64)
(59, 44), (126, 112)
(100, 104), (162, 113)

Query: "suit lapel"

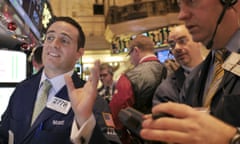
(215, 68), (236, 93)
(194, 53), (213, 106)
(174, 67), (186, 91)
(202, 51), (235, 106)
(23, 86), (69, 140)
(31, 72), (84, 125)
(21, 72), (85, 143)
(22, 73), (42, 126)
(18, 72), (42, 143)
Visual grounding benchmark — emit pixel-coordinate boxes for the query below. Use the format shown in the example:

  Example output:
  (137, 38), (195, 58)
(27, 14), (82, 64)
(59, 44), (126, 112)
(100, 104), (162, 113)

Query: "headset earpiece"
(207, 0), (238, 49)
(220, 0), (238, 7)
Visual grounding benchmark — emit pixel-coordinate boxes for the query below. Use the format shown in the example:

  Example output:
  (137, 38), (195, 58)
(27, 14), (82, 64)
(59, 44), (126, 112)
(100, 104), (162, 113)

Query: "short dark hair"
(32, 46), (43, 64)
(46, 16), (85, 49)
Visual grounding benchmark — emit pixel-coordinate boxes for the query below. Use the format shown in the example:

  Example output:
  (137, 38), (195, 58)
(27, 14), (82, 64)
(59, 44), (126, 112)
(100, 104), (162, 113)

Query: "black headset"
(207, 0), (238, 49)
(220, 0), (237, 7)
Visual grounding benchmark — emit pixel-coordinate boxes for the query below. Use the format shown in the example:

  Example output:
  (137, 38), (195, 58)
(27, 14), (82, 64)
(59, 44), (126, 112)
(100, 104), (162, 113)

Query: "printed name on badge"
(46, 96), (71, 114)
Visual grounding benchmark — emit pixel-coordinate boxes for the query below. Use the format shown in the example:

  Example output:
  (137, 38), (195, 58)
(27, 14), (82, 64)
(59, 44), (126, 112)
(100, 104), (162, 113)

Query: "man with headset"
(140, 0), (240, 143)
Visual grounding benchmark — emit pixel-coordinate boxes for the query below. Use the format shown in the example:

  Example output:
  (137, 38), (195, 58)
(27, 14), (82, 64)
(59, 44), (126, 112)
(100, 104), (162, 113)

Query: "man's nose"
(51, 38), (61, 48)
(178, 4), (192, 21)
(174, 43), (182, 51)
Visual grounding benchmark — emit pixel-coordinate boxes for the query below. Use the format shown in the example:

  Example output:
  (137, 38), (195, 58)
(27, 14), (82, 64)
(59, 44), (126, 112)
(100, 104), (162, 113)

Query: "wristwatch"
(230, 127), (240, 144)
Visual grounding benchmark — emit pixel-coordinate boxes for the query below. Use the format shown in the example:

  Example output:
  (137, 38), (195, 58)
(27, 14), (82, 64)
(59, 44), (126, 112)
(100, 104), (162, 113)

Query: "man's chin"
(191, 34), (207, 44)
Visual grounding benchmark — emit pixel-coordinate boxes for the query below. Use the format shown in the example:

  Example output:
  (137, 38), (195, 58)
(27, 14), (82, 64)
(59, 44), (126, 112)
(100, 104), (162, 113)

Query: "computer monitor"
(0, 50), (26, 120)
(0, 50), (27, 83)
(0, 87), (15, 120)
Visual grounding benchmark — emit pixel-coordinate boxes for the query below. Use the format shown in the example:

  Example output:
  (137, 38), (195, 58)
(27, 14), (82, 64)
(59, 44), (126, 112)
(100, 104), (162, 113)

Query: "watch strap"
(230, 127), (240, 144)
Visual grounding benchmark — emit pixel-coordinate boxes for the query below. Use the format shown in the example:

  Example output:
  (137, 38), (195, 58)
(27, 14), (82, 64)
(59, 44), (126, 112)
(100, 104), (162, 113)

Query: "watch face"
(233, 137), (240, 144)
(231, 128), (240, 144)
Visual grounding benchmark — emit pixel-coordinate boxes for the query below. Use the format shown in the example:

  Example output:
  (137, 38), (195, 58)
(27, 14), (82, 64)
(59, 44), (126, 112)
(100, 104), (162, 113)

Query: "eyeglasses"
(100, 73), (108, 78)
(167, 37), (189, 49)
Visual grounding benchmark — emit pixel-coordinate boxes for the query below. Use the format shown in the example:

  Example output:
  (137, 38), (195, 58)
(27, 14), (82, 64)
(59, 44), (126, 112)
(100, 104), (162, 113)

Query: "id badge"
(46, 96), (71, 114)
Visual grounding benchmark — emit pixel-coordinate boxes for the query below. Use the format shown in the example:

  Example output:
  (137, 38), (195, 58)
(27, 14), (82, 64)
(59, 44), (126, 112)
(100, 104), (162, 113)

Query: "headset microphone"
(206, 0), (237, 49)
(206, 3), (229, 49)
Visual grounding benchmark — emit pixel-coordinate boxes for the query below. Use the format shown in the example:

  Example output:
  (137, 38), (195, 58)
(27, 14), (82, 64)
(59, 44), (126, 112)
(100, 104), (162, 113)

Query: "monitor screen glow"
(156, 49), (172, 63)
(0, 50), (27, 83)
(0, 87), (15, 120)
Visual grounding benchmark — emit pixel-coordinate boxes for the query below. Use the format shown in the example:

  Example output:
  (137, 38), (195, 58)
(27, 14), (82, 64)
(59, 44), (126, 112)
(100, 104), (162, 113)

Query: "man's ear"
(135, 46), (141, 55)
(76, 48), (84, 60)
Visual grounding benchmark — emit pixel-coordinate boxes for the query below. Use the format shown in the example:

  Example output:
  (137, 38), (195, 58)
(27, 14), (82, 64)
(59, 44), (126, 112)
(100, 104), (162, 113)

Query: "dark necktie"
(105, 86), (110, 96)
(104, 86), (111, 102)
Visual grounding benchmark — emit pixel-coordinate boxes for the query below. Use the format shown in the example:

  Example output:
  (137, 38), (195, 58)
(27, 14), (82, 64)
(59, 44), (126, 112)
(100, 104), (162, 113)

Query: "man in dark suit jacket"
(153, 25), (204, 105)
(140, 1), (240, 144)
(176, 0), (240, 127)
(0, 16), (115, 144)
(98, 63), (116, 103)
(177, 0), (240, 132)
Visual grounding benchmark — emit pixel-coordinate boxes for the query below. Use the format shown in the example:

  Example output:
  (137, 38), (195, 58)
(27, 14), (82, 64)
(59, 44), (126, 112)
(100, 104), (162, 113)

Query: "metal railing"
(105, 0), (179, 25)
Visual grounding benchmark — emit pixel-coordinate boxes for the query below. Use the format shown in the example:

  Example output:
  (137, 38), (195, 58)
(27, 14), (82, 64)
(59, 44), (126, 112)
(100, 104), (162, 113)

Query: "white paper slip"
(46, 96), (71, 114)
(8, 130), (14, 144)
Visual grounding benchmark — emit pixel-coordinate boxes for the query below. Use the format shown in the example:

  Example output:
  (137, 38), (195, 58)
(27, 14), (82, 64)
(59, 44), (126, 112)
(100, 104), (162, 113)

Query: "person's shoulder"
(12, 73), (41, 96)
(18, 71), (42, 86)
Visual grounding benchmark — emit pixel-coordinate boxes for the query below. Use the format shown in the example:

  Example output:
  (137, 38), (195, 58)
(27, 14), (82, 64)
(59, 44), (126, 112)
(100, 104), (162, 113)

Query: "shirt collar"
(139, 54), (157, 63)
(40, 69), (74, 93)
(181, 65), (193, 74)
(226, 28), (240, 52)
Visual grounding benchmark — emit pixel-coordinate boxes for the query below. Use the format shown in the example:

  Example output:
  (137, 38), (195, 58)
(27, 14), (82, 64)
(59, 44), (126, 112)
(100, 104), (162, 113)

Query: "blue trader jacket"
(0, 70), (111, 144)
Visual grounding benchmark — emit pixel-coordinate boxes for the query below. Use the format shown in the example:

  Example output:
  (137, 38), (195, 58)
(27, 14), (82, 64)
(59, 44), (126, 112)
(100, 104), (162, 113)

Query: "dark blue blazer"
(181, 51), (240, 127)
(0, 70), (109, 144)
(153, 67), (186, 105)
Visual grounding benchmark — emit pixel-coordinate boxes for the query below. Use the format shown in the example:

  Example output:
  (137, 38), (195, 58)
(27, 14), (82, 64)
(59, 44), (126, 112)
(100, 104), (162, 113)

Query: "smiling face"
(42, 21), (83, 78)
(169, 25), (203, 68)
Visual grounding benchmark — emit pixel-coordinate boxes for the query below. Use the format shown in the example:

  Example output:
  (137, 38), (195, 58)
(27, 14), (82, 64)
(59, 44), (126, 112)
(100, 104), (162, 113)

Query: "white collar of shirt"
(104, 81), (115, 89)
(181, 65), (193, 75)
(139, 54), (157, 63)
(40, 69), (74, 95)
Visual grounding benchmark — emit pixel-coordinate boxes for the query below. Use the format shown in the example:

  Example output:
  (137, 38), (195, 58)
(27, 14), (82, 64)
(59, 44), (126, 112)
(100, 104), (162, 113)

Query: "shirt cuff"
(70, 114), (96, 144)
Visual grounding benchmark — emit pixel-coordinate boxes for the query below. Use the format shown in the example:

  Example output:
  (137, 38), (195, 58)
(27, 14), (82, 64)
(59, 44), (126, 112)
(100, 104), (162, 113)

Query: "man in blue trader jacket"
(0, 16), (119, 144)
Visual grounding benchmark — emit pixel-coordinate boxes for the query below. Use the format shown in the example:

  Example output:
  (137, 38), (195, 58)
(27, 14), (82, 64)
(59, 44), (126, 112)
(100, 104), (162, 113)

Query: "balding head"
(129, 35), (155, 53)
(128, 35), (155, 66)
